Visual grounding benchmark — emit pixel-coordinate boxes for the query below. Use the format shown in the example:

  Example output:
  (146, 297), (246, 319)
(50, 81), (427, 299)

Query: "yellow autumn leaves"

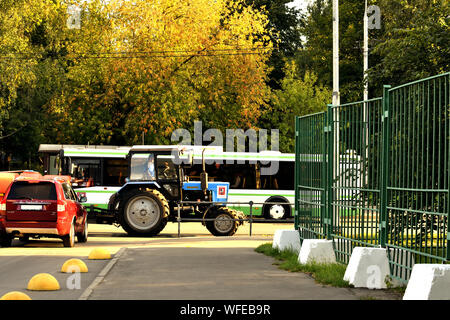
(42, 0), (275, 144)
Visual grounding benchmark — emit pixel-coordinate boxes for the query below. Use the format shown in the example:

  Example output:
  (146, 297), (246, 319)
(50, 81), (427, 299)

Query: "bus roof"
(38, 144), (131, 158)
(194, 150), (295, 162)
(38, 144), (295, 161)
(130, 145), (224, 153)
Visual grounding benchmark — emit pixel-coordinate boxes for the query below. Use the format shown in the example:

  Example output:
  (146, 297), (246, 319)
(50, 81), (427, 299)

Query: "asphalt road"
(88, 246), (401, 300)
(0, 221), (402, 301)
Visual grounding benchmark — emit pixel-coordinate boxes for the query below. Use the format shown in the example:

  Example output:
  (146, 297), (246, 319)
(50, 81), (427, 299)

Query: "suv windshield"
(8, 181), (57, 200)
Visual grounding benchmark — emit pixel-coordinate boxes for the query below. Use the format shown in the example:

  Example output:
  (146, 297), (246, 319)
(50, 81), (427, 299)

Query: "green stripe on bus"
(65, 151), (128, 156)
(228, 205), (262, 216)
(194, 154), (295, 160)
(228, 193), (294, 198)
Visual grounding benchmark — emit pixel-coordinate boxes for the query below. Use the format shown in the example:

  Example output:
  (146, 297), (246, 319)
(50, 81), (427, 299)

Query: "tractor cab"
(124, 145), (193, 199)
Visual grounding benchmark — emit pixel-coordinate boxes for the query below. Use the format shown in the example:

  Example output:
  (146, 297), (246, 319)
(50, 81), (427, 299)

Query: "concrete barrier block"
(298, 239), (336, 264)
(344, 247), (391, 289)
(403, 264), (450, 300)
(272, 230), (301, 254)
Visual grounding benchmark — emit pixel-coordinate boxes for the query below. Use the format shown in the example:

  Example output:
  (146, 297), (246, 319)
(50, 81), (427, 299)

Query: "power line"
(0, 51), (271, 60)
(0, 46), (271, 56)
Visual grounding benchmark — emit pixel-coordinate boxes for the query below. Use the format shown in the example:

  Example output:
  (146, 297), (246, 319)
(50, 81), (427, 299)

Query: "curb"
(78, 247), (126, 300)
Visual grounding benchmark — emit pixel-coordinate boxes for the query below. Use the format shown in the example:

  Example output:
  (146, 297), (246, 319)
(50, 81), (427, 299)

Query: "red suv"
(0, 177), (88, 247)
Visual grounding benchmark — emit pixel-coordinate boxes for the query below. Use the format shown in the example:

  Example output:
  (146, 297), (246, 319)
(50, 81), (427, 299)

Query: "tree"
(294, 0), (366, 103)
(44, 0), (275, 145)
(368, 0), (450, 95)
(261, 60), (331, 152)
(0, 0), (65, 169)
(244, 0), (303, 89)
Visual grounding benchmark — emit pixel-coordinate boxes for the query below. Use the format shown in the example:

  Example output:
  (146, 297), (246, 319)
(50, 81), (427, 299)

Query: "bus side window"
(104, 159), (128, 186)
(231, 173), (243, 188)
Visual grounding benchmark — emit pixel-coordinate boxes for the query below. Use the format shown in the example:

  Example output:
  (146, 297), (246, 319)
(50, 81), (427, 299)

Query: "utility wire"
(0, 51), (271, 60)
(0, 46), (271, 56)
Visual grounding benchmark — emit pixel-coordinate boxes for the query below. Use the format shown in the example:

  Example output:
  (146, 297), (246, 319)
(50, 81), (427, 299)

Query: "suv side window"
(62, 183), (74, 200)
(70, 186), (79, 202)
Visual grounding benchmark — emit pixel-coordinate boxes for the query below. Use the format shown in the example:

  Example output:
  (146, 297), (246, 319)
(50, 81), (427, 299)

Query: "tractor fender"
(201, 204), (219, 226)
(117, 181), (161, 195)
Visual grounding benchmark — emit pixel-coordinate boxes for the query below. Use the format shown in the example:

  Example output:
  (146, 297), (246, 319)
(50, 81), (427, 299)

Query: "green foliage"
(261, 60), (331, 152)
(294, 0), (366, 103)
(0, 0), (64, 169)
(0, 0), (448, 169)
(245, 0), (303, 88)
(368, 0), (450, 96)
(0, 0), (275, 169)
(294, 0), (449, 101)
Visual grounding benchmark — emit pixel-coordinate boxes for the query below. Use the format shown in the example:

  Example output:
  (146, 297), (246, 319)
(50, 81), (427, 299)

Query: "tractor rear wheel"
(119, 189), (169, 237)
(205, 207), (244, 237)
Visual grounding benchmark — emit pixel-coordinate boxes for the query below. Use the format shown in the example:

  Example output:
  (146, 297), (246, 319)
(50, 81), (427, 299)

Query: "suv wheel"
(63, 222), (75, 247)
(77, 218), (88, 243)
(0, 234), (12, 247)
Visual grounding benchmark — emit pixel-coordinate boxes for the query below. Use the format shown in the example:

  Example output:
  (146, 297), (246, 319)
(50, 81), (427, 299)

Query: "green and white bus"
(187, 149), (295, 220)
(39, 144), (295, 220)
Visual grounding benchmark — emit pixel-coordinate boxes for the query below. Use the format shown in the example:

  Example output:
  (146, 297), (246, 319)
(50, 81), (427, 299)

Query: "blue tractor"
(106, 146), (245, 236)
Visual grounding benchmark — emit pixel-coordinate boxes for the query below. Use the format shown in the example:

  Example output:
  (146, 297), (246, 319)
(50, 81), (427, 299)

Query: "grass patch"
(255, 243), (351, 288)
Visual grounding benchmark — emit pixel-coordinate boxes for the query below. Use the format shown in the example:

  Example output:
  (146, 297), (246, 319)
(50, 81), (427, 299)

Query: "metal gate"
(385, 74), (450, 282)
(294, 112), (328, 240)
(295, 72), (450, 283)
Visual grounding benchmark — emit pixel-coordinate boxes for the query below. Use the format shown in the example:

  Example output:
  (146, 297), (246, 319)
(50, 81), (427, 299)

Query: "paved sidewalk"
(88, 246), (402, 300)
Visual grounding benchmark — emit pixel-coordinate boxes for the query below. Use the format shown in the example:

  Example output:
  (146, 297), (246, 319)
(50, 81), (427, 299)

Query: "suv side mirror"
(79, 196), (87, 203)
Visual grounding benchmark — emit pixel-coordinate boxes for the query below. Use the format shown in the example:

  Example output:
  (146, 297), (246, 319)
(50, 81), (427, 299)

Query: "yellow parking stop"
(88, 248), (111, 260)
(0, 291), (32, 300)
(61, 258), (88, 273)
(27, 273), (60, 291)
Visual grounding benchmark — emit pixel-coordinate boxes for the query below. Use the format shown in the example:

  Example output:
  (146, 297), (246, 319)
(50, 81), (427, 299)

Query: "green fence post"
(294, 116), (300, 231)
(321, 110), (327, 239)
(447, 73), (450, 262)
(380, 85), (391, 248)
(326, 104), (334, 240)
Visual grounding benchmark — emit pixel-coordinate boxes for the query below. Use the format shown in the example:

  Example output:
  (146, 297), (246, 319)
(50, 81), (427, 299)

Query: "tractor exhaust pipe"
(200, 149), (208, 196)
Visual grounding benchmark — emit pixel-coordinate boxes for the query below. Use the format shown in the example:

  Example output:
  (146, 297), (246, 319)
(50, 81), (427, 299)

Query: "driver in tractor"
(144, 154), (156, 180)
(161, 161), (176, 179)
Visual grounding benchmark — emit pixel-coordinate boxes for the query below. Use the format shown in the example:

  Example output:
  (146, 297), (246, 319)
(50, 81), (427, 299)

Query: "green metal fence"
(385, 74), (450, 282)
(294, 72), (450, 283)
(295, 112), (328, 240)
(330, 98), (383, 264)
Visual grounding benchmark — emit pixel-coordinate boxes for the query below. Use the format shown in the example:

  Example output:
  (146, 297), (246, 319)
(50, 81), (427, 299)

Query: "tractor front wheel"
(205, 207), (244, 237)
